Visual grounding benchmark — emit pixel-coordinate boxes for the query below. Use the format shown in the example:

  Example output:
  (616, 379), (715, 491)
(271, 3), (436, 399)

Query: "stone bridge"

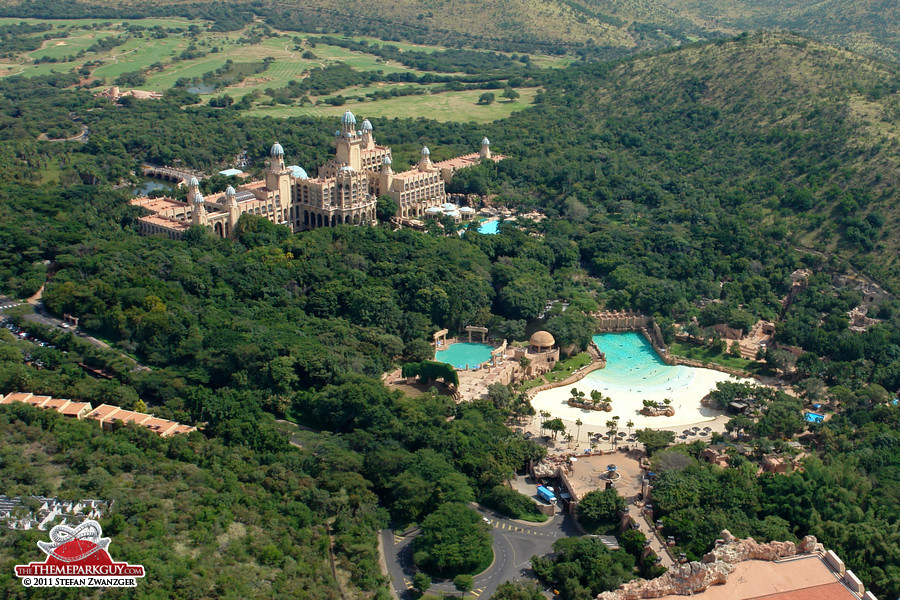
(141, 164), (205, 186)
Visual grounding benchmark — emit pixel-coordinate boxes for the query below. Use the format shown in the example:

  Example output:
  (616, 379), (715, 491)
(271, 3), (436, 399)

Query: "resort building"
(0, 495), (109, 531)
(1, 392), (195, 437)
(513, 330), (560, 378)
(133, 111), (503, 239)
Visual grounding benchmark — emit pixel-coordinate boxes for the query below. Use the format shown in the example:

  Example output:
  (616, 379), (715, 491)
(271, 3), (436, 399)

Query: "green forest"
(0, 17), (900, 600)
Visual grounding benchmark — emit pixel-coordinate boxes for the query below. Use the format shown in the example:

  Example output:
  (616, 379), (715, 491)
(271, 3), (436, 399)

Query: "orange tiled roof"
(2, 392), (34, 403)
(58, 401), (92, 417)
(4, 394), (194, 436)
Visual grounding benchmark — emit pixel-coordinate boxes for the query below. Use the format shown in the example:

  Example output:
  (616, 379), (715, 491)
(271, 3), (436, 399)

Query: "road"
(16, 301), (152, 373)
(382, 504), (579, 599)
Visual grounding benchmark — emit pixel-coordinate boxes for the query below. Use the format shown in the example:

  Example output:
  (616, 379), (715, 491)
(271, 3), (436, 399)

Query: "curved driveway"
(382, 505), (579, 599)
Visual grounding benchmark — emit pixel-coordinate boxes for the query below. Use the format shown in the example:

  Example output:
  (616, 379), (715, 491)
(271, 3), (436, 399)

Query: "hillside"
(478, 33), (900, 289)
(2, 0), (899, 62)
(0, 0), (719, 57)
(658, 0), (900, 62)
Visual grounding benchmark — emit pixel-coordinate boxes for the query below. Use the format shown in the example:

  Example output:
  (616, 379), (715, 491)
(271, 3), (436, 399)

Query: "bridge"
(141, 164), (205, 186)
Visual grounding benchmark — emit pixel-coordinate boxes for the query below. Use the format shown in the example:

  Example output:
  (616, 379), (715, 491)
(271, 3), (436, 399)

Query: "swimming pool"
(435, 342), (493, 369)
(804, 412), (825, 423)
(478, 220), (500, 234)
(531, 332), (746, 430)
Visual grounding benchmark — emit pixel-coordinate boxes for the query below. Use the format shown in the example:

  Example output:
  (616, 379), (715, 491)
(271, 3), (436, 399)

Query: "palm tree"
(575, 418), (583, 444)
(606, 419), (619, 447)
(564, 433), (574, 449)
(626, 419), (634, 437)
(539, 410), (550, 435)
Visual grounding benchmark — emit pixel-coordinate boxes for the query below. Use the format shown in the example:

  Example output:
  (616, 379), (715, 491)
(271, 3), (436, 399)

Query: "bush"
(576, 488), (625, 533)
(482, 485), (546, 521)
(413, 503), (492, 577)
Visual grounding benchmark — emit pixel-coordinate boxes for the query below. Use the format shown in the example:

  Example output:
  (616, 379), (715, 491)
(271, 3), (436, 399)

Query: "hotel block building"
(133, 111), (502, 239)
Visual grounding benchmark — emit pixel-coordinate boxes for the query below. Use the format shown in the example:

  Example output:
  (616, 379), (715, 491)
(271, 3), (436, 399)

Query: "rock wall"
(596, 530), (823, 600)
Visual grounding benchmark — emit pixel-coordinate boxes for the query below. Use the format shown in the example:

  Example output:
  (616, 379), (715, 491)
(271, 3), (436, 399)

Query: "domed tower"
(191, 191), (207, 227)
(224, 185), (240, 234)
(418, 146), (432, 172)
(266, 142), (291, 221)
(480, 137), (491, 159)
(378, 155), (395, 207)
(361, 118), (375, 150)
(340, 110), (357, 136)
(380, 155), (393, 176)
(188, 175), (200, 197)
(269, 142), (285, 173)
(335, 111), (363, 171)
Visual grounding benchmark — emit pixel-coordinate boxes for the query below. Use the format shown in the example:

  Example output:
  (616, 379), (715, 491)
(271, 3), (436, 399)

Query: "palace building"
(132, 111), (502, 239)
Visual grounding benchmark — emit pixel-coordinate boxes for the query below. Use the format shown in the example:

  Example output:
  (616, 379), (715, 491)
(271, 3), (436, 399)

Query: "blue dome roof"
(482, 137), (490, 146)
(339, 165), (355, 174)
(288, 165), (308, 179)
(341, 110), (356, 125)
(334, 130), (341, 136)
(361, 119), (373, 132)
(192, 192), (203, 204)
(270, 142), (284, 157)
(225, 185), (236, 197)
(421, 146), (430, 156)
(382, 155), (392, 165)
(189, 176), (200, 187)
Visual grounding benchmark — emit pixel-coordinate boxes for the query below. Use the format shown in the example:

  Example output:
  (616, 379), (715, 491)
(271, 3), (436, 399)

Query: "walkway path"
(627, 504), (675, 569)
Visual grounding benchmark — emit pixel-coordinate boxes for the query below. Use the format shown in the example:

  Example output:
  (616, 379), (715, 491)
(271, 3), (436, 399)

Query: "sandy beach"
(530, 363), (752, 447)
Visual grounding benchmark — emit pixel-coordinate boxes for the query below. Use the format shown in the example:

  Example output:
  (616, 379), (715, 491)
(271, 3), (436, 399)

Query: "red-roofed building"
(3, 394), (195, 436)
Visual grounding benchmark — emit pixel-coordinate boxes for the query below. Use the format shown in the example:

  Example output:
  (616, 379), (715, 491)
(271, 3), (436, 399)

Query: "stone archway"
(214, 222), (224, 237)
(317, 213), (323, 228)
(353, 214), (360, 224)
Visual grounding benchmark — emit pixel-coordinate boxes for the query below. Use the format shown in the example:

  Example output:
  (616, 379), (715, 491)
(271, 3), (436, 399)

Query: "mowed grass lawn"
(29, 32), (117, 60)
(91, 36), (186, 81)
(248, 88), (538, 123)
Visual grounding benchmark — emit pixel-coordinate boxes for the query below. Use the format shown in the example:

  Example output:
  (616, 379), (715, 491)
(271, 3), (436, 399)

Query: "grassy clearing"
(311, 43), (416, 74)
(668, 341), (756, 372)
(91, 36), (185, 81)
(545, 352), (594, 383)
(29, 32), (116, 60)
(248, 88), (538, 123)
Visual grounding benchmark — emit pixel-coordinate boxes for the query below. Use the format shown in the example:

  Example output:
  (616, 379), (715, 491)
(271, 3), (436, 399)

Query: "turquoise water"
(804, 412), (825, 423)
(478, 220), (500, 235)
(435, 342), (493, 369)
(584, 332), (693, 393)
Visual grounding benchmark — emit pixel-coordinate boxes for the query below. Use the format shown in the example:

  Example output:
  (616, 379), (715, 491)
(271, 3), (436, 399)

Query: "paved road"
(383, 505), (579, 599)
(19, 302), (151, 373)
(0, 295), (23, 312)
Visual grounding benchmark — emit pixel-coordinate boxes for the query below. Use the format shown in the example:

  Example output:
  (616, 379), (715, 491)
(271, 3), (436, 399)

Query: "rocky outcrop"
(597, 561), (734, 600)
(596, 531), (823, 600)
(703, 530), (823, 564)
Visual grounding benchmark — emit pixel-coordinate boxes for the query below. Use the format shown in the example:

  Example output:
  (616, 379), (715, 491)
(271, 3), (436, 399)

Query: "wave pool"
(532, 332), (745, 430)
